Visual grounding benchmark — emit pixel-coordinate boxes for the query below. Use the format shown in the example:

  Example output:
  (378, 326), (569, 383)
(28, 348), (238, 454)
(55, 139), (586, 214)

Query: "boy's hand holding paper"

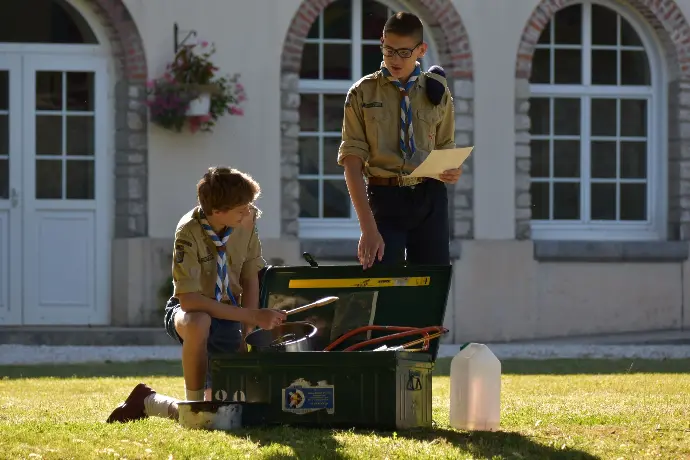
(408, 147), (474, 181)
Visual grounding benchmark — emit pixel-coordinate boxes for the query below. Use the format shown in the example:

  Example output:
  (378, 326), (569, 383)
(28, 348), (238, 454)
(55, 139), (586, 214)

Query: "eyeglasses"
(380, 42), (422, 59)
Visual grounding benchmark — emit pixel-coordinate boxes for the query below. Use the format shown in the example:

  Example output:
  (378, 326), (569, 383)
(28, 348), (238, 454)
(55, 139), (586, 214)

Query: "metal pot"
(245, 321), (317, 352)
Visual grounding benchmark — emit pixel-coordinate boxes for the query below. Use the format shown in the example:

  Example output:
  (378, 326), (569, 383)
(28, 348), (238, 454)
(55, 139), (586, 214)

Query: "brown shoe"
(106, 383), (155, 423)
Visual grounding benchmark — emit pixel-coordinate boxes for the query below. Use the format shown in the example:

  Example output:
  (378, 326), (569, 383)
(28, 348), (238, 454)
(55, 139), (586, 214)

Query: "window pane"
(591, 99), (617, 136)
(620, 183), (646, 220)
(299, 180), (319, 218)
(36, 115), (62, 155)
(66, 116), (94, 155)
(554, 4), (582, 45)
(0, 71), (7, 110)
(621, 51), (650, 85)
(553, 182), (579, 219)
(530, 140), (550, 177)
(323, 180), (350, 218)
(65, 159), (94, 199)
(362, 44), (383, 75)
(620, 99), (647, 137)
(591, 141), (617, 179)
(537, 23), (551, 44)
(621, 18), (643, 46)
(323, 44), (351, 79)
(554, 49), (581, 84)
(0, 115), (7, 155)
(553, 140), (580, 178)
(36, 159), (62, 199)
(591, 4), (617, 46)
(299, 94), (318, 132)
(323, 94), (344, 132)
(323, 137), (341, 175)
(36, 71), (62, 110)
(298, 137), (318, 175)
(530, 49), (551, 84)
(362, 0), (388, 40)
(66, 72), (94, 112)
(300, 44), (319, 79)
(323, 0), (351, 39)
(0, 0), (98, 44)
(307, 16), (320, 39)
(620, 141), (647, 179)
(0, 159), (7, 199)
(591, 183), (616, 220)
(530, 182), (549, 219)
(553, 98), (580, 135)
(529, 98), (550, 135)
(591, 50), (617, 85)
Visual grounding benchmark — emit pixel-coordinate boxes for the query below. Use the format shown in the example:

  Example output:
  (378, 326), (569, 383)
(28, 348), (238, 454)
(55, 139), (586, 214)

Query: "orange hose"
(323, 325), (446, 352)
(343, 326), (446, 351)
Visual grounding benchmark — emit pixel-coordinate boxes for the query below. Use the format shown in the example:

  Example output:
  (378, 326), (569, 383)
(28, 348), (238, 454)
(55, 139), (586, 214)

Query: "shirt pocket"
(363, 108), (391, 156)
(416, 108), (442, 153)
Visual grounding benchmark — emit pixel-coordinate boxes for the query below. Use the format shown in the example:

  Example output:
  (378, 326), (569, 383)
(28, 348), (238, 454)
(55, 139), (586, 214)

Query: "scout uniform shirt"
(337, 70), (456, 178)
(171, 207), (265, 304)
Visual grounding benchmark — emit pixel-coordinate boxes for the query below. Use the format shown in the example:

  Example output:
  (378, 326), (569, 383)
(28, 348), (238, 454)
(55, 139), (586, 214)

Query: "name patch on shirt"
(363, 101), (383, 108)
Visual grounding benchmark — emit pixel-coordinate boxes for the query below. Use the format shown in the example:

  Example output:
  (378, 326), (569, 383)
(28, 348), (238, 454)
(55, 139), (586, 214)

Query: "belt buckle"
(399, 175), (416, 187)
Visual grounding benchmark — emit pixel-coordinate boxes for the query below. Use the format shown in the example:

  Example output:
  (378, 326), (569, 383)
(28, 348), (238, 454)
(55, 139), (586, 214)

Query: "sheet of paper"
(408, 147), (474, 179)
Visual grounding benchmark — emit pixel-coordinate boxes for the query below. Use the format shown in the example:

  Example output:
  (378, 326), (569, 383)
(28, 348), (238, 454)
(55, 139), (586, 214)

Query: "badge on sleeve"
(175, 249), (185, 264)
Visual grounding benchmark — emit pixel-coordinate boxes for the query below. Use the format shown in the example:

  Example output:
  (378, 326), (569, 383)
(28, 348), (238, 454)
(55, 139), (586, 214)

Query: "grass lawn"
(1, 358), (689, 459)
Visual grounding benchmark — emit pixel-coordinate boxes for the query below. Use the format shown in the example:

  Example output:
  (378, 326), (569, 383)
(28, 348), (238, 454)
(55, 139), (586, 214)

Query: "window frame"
(529, 0), (667, 241)
(297, 0), (439, 239)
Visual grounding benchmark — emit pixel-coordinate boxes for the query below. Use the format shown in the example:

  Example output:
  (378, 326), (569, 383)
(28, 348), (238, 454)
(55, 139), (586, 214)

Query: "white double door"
(0, 53), (109, 325)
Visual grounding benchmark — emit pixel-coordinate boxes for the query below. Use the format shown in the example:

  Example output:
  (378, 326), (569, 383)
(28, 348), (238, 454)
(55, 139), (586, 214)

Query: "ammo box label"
(282, 378), (335, 415)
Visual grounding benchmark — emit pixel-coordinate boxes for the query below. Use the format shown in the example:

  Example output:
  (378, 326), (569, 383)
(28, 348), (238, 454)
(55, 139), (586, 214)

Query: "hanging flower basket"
(145, 42), (247, 133)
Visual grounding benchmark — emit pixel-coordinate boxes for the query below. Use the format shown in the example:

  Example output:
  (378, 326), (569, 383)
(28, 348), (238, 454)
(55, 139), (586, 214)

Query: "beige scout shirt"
(337, 70), (456, 178)
(171, 207), (265, 304)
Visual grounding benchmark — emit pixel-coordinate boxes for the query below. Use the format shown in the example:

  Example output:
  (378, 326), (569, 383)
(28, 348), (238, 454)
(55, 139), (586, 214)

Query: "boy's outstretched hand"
(252, 309), (287, 330)
(439, 167), (463, 184)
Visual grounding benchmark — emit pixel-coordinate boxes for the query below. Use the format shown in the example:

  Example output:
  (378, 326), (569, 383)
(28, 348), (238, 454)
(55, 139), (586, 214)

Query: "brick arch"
(79, 0), (149, 237)
(513, 0), (690, 240)
(279, 0), (475, 243)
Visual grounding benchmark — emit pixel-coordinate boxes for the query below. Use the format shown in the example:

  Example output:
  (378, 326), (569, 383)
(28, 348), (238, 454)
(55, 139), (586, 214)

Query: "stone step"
(0, 327), (173, 346)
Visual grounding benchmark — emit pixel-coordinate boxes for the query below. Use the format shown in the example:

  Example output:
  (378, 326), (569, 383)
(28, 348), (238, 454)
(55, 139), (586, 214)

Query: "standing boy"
(338, 12), (462, 269)
(106, 166), (286, 423)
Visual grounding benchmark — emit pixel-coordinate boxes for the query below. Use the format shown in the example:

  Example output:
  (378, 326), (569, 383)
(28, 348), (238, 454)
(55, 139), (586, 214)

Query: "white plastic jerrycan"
(449, 342), (501, 431)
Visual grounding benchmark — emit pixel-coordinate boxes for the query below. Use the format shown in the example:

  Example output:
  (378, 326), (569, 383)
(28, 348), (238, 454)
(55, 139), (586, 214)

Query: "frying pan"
(244, 296), (339, 352)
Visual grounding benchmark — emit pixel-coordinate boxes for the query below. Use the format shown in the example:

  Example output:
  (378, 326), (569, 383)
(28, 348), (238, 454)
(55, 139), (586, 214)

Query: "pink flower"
(146, 79), (155, 89)
(236, 83), (244, 91)
(228, 106), (244, 116)
(201, 41), (209, 48)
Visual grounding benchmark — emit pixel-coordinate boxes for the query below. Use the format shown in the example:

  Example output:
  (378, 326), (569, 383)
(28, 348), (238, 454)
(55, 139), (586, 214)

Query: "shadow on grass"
(237, 425), (600, 460)
(2, 358), (690, 380)
(433, 357), (690, 376)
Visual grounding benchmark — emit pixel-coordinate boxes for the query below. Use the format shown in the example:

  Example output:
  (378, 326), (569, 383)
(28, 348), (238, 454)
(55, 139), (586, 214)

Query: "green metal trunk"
(210, 263), (452, 430)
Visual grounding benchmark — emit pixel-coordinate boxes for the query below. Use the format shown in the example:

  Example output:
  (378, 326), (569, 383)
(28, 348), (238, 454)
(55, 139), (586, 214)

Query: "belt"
(367, 176), (427, 187)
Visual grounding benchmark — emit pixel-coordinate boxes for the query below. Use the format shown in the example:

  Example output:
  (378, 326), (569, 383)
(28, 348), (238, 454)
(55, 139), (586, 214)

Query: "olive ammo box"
(210, 263), (452, 430)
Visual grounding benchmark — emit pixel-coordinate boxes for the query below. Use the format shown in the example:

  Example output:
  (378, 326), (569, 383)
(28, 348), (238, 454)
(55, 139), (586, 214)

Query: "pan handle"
(284, 296), (339, 316)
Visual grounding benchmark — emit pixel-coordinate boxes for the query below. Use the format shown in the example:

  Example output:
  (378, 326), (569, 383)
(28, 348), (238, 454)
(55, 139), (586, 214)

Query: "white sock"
(185, 388), (205, 401)
(143, 393), (176, 418)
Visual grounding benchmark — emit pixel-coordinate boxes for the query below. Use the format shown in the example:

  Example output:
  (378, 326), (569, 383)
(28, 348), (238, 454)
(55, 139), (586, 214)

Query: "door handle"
(10, 188), (18, 208)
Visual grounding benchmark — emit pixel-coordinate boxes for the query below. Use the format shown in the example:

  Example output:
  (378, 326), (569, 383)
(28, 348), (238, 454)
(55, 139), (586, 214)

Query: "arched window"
(0, 0), (98, 44)
(298, 0), (434, 239)
(528, 1), (663, 240)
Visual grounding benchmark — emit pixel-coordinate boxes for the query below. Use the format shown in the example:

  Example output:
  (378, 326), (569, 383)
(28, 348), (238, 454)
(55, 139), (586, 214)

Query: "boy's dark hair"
(197, 166), (261, 216)
(383, 11), (424, 43)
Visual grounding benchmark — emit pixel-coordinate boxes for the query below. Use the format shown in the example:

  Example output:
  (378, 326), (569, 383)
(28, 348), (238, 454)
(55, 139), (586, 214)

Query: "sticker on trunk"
(282, 378), (334, 415)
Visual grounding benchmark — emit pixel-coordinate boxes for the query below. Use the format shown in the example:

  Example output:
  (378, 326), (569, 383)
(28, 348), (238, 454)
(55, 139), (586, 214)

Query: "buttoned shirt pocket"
(416, 108), (443, 153)
(363, 107), (390, 160)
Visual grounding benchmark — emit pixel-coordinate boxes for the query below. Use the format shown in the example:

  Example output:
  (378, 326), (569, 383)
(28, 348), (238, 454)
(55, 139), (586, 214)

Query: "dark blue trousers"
(367, 179), (450, 265)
